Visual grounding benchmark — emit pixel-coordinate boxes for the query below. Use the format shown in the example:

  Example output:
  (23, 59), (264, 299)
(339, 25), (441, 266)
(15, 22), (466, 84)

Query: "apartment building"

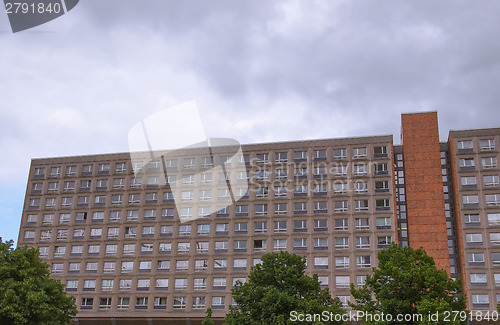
(16, 112), (500, 323)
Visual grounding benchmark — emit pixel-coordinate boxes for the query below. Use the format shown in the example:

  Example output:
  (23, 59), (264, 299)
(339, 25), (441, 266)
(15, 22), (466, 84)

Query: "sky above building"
(1, 0), (500, 243)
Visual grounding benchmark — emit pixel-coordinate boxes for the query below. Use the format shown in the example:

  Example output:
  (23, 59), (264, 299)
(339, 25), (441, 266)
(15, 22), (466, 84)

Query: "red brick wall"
(401, 112), (450, 273)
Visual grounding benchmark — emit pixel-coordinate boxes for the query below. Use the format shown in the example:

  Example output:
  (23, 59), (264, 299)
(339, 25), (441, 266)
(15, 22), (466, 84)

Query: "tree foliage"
(202, 308), (215, 325)
(0, 239), (77, 325)
(225, 251), (346, 325)
(350, 243), (466, 324)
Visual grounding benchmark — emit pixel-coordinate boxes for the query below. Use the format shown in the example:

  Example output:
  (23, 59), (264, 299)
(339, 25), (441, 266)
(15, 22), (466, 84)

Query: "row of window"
(461, 175), (499, 188)
(66, 273), (368, 293)
(48, 255), (375, 275)
(464, 213), (500, 226)
(27, 196), (392, 217)
(466, 232), (500, 246)
(462, 193), (500, 207)
(459, 157), (498, 170)
(457, 139), (496, 152)
(32, 146), (390, 178)
(35, 234), (393, 258)
(25, 215), (392, 242)
(30, 176), (391, 194)
(467, 252), (500, 267)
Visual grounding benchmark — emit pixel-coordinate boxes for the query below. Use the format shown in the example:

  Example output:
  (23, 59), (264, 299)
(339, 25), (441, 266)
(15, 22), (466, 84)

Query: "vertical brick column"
(401, 112), (450, 273)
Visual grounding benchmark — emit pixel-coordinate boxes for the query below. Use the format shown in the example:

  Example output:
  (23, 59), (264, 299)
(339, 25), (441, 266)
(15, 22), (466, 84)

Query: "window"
(354, 181), (368, 193)
(235, 222), (248, 234)
(66, 280), (78, 291)
(121, 261), (134, 273)
(353, 164), (367, 176)
(216, 223), (229, 234)
(65, 165), (77, 176)
(293, 238), (307, 250)
(486, 194), (500, 206)
(157, 260), (170, 271)
(215, 241), (228, 252)
(488, 213), (500, 226)
(274, 221), (287, 233)
(357, 256), (371, 268)
(482, 157), (498, 169)
(40, 230), (51, 241)
(314, 238), (328, 250)
(461, 176), (477, 187)
(54, 246), (66, 257)
(487, 232), (500, 246)
(484, 175), (499, 187)
(276, 152), (288, 162)
(376, 199), (390, 210)
(294, 151), (307, 161)
(80, 297), (94, 310)
(256, 153), (269, 164)
(173, 297), (187, 309)
(333, 148), (347, 159)
(356, 236), (370, 249)
(56, 229), (68, 240)
(357, 275), (367, 286)
(314, 219), (328, 231)
(177, 242), (190, 254)
(101, 279), (114, 291)
(374, 146), (387, 156)
(294, 220), (307, 232)
(27, 214), (38, 224)
(254, 221), (267, 234)
(376, 217), (391, 229)
(98, 163), (110, 174)
(145, 192), (157, 203)
(457, 140), (473, 151)
(83, 279), (96, 290)
(314, 257), (328, 268)
(334, 200), (348, 212)
(214, 259), (227, 270)
(334, 218), (348, 231)
(336, 276), (350, 288)
(335, 237), (349, 249)
(197, 224), (210, 236)
(480, 139), (495, 151)
(254, 240), (267, 252)
(313, 167), (327, 178)
(459, 158), (475, 169)
(45, 198), (56, 208)
(274, 186), (288, 198)
(313, 149), (327, 160)
(23, 230), (35, 240)
(159, 242), (172, 253)
(294, 167), (308, 178)
(334, 182), (347, 194)
(355, 200), (369, 212)
(183, 158), (195, 168)
(471, 294), (489, 307)
(112, 178), (124, 189)
(355, 218), (370, 230)
(212, 296), (225, 309)
(493, 253), (500, 266)
(194, 278), (207, 290)
(160, 225), (173, 236)
(63, 181), (75, 191)
(111, 194), (123, 205)
(273, 239), (287, 251)
(468, 253), (485, 266)
(314, 201), (327, 213)
(176, 260), (189, 271)
(255, 204), (268, 216)
(99, 298), (112, 310)
(213, 277), (227, 289)
(81, 164), (93, 175)
(103, 262), (115, 273)
(67, 262), (80, 273)
(178, 225), (191, 236)
(294, 185), (308, 196)
(236, 205), (248, 216)
(274, 203), (287, 215)
(353, 147), (367, 158)
(192, 297), (206, 309)
(375, 181), (389, 192)
(463, 195), (479, 206)
(377, 236), (392, 247)
(105, 244), (117, 256)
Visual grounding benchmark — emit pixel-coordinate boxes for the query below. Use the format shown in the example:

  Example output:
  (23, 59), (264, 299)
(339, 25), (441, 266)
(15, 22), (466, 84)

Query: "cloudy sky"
(1, 0), (500, 243)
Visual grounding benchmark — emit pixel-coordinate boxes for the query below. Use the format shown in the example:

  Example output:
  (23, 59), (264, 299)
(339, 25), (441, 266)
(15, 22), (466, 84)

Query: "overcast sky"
(1, 0), (500, 243)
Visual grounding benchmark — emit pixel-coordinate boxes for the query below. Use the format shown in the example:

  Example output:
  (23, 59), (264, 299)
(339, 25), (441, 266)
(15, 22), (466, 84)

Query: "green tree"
(225, 251), (346, 325)
(202, 307), (215, 325)
(0, 239), (77, 325)
(350, 243), (466, 324)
